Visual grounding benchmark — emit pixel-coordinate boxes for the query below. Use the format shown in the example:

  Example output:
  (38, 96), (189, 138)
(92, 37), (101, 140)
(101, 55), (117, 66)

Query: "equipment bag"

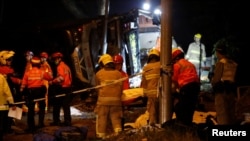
(33, 132), (57, 141)
(54, 126), (88, 141)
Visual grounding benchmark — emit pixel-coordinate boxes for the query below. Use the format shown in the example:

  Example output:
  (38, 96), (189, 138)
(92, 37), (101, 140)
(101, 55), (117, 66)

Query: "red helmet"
(40, 52), (48, 59)
(113, 54), (123, 64)
(51, 52), (63, 58)
(172, 48), (184, 60)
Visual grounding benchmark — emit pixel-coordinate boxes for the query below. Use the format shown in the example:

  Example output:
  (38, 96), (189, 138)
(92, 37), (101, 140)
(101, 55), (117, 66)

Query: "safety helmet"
(0, 50), (15, 65)
(40, 52), (48, 59)
(194, 33), (202, 39)
(31, 56), (41, 64)
(214, 38), (228, 55)
(113, 54), (123, 64)
(25, 50), (34, 56)
(172, 48), (184, 60)
(98, 54), (113, 65)
(51, 52), (63, 58)
(148, 48), (160, 57)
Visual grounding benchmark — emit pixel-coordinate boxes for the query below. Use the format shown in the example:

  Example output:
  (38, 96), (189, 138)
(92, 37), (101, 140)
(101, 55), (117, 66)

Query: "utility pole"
(159, 0), (173, 124)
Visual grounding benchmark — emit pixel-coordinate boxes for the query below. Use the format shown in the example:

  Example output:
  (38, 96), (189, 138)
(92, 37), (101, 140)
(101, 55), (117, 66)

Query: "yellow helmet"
(0, 50), (15, 65)
(98, 54), (113, 65)
(148, 48), (160, 57)
(194, 33), (202, 39)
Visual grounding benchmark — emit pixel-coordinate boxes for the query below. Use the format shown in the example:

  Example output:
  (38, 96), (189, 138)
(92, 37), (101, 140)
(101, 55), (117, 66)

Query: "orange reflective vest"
(21, 67), (53, 89)
(172, 59), (199, 88)
(120, 70), (129, 90)
(52, 61), (72, 88)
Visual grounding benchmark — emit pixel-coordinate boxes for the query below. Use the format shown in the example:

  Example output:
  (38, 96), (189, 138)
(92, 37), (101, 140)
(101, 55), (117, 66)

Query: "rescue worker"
(22, 50), (34, 112)
(24, 50), (34, 72)
(20, 57), (53, 132)
(95, 54), (123, 139)
(140, 49), (161, 126)
(0, 50), (21, 133)
(211, 38), (238, 125)
(40, 52), (53, 113)
(0, 50), (22, 98)
(185, 33), (206, 78)
(49, 52), (72, 126)
(113, 54), (129, 91)
(172, 48), (200, 126)
(0, 73), (16, 141)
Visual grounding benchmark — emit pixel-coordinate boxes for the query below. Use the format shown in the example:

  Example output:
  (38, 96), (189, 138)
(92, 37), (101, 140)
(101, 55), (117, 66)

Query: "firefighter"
(0, 50), (22, 133)
(49, 52), (73, 126)
(40, 52), (53, 113)
(211, 38), (238, 125)
(20, 56), (53, 132)
(140, 49), (161, 126)
(172, 48), (200, 126)
(0, 73), (16, 141)
(0, 50), (22, 97)
(113, 54), (129, 90)
(185, 33), (207, 78)
(95, 54), (123, 139)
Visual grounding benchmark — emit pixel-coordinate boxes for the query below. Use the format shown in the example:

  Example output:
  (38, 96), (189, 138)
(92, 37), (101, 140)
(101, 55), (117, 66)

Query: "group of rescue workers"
(0, 33), (239, 140)
(0, 50), (73, 140)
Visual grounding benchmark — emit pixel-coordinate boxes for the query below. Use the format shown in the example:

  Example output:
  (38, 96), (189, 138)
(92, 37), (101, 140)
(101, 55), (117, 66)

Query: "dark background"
(0, 0), (249, 85)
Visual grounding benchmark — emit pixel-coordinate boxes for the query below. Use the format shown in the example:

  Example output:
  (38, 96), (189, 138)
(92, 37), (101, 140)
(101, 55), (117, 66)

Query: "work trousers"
(215, 92), (236, 125)
(0, 110), (12, 141)
(51, 87), (72, 125)
(146, 97), (159, 125)
(26, 86), (46, 130)
(95, 105), (123, 138)
(174, 82), (200, 126)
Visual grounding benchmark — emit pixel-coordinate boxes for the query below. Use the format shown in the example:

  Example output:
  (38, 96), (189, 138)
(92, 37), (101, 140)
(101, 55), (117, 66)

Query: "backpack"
(54, 126), (88, 141)
(33, 133), (57, 141)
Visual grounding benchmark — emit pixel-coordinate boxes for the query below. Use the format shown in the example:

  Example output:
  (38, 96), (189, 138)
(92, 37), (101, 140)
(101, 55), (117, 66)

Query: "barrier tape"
(12, 69), (152, 105)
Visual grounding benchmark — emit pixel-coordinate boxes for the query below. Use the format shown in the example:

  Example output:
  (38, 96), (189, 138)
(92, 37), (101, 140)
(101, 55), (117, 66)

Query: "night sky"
(0, 0), (249, 84)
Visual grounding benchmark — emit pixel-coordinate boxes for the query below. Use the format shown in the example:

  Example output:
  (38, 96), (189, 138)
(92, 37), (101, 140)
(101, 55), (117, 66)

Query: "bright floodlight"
(143, 2), (150, 10)
(154, 8), (161, 15)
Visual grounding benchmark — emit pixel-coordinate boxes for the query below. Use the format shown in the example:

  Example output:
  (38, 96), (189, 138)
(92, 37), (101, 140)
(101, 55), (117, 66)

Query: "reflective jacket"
(40, 61), (53, 86)
(120, 70), (129, 90)
(211, 58), (237, 86)
(20, 67), (53, 89)
(95, 68), (123, 105)
(0, 74), (14, 111)
(172, 59), (200, 88)
(185, 42), (206, 67)
(52, 61), (72, 88)
(141, 61), (161, 97)
(0, 65), (22, 84)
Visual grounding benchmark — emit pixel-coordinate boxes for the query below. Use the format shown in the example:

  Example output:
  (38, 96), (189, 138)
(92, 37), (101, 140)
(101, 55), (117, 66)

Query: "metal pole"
(159, 0), (173, 124)
(102, 0), (110, 54)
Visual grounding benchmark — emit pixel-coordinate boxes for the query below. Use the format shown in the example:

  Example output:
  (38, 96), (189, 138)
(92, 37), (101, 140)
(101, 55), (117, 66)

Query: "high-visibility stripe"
(145, 74), (160, 80)
(98, 97), (121, 101)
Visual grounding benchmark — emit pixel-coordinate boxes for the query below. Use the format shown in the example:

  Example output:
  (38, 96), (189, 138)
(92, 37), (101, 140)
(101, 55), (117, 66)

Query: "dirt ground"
(3, 99), (147, 141)
(3, 94), (216, 141)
